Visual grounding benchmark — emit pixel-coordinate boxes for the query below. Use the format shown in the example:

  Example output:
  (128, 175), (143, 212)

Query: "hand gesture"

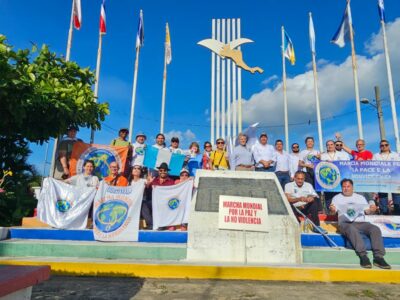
(335, 132), (342, 141)
(329, 204), (337, 213)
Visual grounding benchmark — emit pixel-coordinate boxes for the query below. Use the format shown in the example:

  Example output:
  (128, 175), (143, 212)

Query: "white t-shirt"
(130, 178), (146, 187)
(320, 151), (350, 161)
(284, 181), (318, 198)
(65, 174), (99, 188)
(289, 153), (301, 178)
(300, 149), (320, 171)
(252, 143), (276, 168)
(332, 193), (372, 223)
(373, 152), (400, 161)
(275, 150), (291, 173)
(132, 142), (146, 166)
(169, 146), (184, 155)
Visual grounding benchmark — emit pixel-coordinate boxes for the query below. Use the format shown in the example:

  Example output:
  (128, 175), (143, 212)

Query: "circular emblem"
(77, 147), (122, 179)
(384, 222), (400, 232)
(135, 147), (144, 155)
(307, 154), (320, 164)
(315, 161), (341, 190)
(95, 200), (128, 233)
(168, 198), (180, 210)
(346, 208), (356, 218)
(56, 199), (71, 212)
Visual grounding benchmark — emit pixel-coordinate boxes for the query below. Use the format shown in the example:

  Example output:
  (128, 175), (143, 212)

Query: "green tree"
(0, 36), (109, 225)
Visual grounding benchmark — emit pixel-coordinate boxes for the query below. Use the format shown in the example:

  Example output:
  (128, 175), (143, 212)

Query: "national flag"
(37, 178), (96, 229)
(152, 180), (193, 230)
(283, 31), (295, 65)
(73, 0), (82, 30)
(378, 0), (386, 22)
(331, 2), (352, 48)
(136, 10), (144, 49)
(143, 146), (185, 176)
(99, 0), (106, 34)
(165, 23), (172, 64)
(309, 13), (316, 54)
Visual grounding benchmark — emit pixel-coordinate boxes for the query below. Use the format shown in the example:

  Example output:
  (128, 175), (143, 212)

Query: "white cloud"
(305, 58), (330, 70)
(164, 129), (197, 146)
(261, 74), (279, 86)
(242, 18), (400, 138)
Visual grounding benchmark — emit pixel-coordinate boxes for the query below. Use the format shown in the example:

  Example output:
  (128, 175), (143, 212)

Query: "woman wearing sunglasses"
(209, 138), (229, 170)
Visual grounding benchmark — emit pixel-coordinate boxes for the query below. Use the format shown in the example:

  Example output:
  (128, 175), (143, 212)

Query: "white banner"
(93, 181), (144, 241)
(37, 178), (96, 229)
(152, 180), (193, 229)
(218, 195), (268, 232)
(365, 215), (400, 238)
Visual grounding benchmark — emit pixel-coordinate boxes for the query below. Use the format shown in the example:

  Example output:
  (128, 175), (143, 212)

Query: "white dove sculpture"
(198, 38), (263, 74)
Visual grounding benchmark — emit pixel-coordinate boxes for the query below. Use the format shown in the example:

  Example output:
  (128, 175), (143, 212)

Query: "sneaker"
(359, 255), (372, 269)
(373, 257), (391, 269)
(312, 226), (328, 234)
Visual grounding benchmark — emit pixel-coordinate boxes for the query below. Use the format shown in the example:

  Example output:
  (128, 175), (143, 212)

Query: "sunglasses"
(380, 144), (389, 147)
(158, 169), (167, 173)
(292, 146), (299, 149)
(217, 141), (225, 144)
(335, 144), (343, 147)
(205, 145), (212, 147)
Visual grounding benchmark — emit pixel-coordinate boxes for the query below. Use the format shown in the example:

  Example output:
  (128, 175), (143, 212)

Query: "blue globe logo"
(95, 201), (128, 233)
(135, 147), (145, 155)
(56, 199), (71, 212)
(168, 198), (180, 210)
(319, 165), (339, 186)
(80, 149), (118, 179)
(384, 223), (400, 231)
(307, 154), (320, 163)
(346, 208), (356, 218)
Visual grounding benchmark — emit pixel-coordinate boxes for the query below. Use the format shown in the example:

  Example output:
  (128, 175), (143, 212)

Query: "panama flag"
(165, 23), (172, 64)
(100, 0), (106, 34)
(378, 0), (386, 22)
(73, 0), (82, 30)
(143, 146), (185, 176)
(136, 10), (144, 49)
(283, 31), (295, 65)
(331, 1), (352, 48)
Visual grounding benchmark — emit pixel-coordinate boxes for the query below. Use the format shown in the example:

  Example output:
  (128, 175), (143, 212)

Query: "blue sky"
(1, 0), (400, 174)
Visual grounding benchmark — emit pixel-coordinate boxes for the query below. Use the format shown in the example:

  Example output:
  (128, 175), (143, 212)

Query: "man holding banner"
(103, 162), (128, 186)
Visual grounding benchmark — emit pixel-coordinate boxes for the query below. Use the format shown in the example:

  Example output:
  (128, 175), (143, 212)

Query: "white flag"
(152, 180), (193, 229)
(93, 181), (144, 241)
(165, 23), (172, 64)
(37, 178), (96, 229)
(309, 13), (316, 54)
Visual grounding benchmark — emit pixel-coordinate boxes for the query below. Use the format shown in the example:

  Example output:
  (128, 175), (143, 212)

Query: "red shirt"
(351, 150), (373, 161)
(151, 176), (175, 187)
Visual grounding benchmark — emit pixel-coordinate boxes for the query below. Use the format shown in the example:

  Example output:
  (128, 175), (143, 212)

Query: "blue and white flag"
(331, 2), (352, 48)
(37, 178), (96, 229)
(309, 13), (316, 54)
(143, 146), (186, 176)
(378, 0), (386, 22)
(283, 31), (295, 65)
(136, 9), (144, 49)
(93, 180), (144, 241)
(152, 180), (193, 230)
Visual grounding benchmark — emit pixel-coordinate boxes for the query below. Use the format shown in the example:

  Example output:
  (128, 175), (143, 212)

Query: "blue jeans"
(378, 193), (400, 215)
(255, 165), (276, 172)
(275, 171), (290, 190)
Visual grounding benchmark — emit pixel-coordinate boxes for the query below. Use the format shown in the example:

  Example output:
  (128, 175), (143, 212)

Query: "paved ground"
(32, 276), (400, 300)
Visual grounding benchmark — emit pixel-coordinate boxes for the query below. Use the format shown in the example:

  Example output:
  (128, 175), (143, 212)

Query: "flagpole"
(237, 18), (242, 133)
(90, 31), (104, 144)
(160, 23), (169, 134)
(381, 20), (400, 151)
(211, 19), (216, 145)
(129, 47), (141, 142)
(309, 13), (323, 153)
(49, 0), (76, 177)
(348, 2), (364, 139)
(281, 26), (289, 152)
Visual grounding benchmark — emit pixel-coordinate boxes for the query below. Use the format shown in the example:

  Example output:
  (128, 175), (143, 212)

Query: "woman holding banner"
(64, 160), (99, 188)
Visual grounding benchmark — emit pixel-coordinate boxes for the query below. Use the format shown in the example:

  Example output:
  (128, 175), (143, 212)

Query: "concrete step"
(0, 239), (186, 261)
(303, 247), (400, 266)
(0, 256), (399, 283)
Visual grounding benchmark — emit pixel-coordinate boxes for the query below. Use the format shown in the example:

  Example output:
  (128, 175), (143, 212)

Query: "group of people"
(53, 126), (397, 269)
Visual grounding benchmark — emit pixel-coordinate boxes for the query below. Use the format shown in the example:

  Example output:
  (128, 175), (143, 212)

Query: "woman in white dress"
(64, 160), (99, 188)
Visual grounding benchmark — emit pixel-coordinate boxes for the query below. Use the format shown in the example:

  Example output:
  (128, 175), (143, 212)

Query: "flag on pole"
(100, 0), (106, 34)
(165, 23), (172, 64)
(309, 13), (316, 54)
(73, 0), (82, 30)
(378, 0), (386, 22)
(331, 2), (352, 48)
(136, 10), (144, 49)
(283, 31), (295, 65)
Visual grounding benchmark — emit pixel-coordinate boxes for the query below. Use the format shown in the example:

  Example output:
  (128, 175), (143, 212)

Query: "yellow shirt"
(210, 150), (229, 169)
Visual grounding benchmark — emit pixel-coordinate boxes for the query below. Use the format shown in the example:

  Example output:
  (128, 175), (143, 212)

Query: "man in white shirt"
(299, 137), (320, 186)
(252, 132), (276, 172)
(285, 171), (326, 234)
(330, 178), (390, 269)
(335, 140), (351, 160)
(289, 143), (301, 181)
(131, 132), (147, 167)
(169, 137), (184, 154)
(274, 140), (291, 189)
(373, 140), (400, 215)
